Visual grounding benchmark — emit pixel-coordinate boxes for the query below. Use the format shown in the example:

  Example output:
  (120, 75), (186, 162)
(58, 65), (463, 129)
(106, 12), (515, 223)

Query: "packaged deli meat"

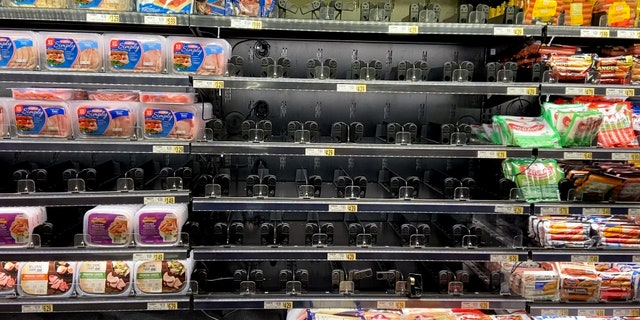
(492, 116), (561, 148)
(139, 92), (195, 104)
(11, 101), (71, 138)
(72, 0), (132, 11)
(105, 34), (166, 73)
(87, 90), (140, 102)
(502, 158), (564, 203)
(167, 37), (231, 75)
(75, 261), (132, 296)
(133, 259), (191, 294)
(136, 0), (192, 13)
(40, 32), (103, 72)
(0, 31), (38, 71)
(0, 262), (19, 295)
(142, 104), (202, 141)
(71, 101), (138, 139)
(195, 0), (231, 15)
(0, 207), (47, 247)
(11, 88), (86, 101)
(557, 262), (601, 302)
(230, 0), (274, 16)
(17, 261), (76, 297)
(83, 205), (141, 247)
(2, 0), (67, 8)
(134, 204), (187, 246)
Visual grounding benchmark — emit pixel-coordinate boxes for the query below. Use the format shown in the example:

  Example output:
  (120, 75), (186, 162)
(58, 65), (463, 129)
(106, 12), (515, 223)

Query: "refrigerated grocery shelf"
(0, 7), (189, 26)
(0, 190), (189, 207)
(540, 83), (639, 97)
(0, 139), (190, 154)
(0, 296), (190, 313)
(2, 246), (189, 261)
(534, 202), (639, 216)
(530, 248), (640, 263)
(528, 302), (640, 317)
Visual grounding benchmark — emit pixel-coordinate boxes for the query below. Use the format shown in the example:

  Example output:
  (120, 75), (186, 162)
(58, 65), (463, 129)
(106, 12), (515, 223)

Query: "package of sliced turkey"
(75, 261), (133, 296)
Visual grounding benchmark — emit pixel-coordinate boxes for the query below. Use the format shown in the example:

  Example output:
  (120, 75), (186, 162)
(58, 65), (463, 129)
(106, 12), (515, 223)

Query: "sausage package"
(72, 0), (133, 10)
(104, 34), (166, 74)
(136, 0), (193, 13)
(2, 0), (66, 8)
(133, 259), (191, 295)
(134, 204), (187, 246)
(557, 262), (601, 302)
(502, 158), (564, 202)
(75, 261), (132, 296)
(11, 88), (86, 101)
(0, 31), (39, 71)
(142, 104), (202, 141)
(0, 262), (19, 295)
(0, 207), (47, 247)
(167, 37), (230, 75)
(87, 90), (140, 102)
(524, 0), (564, 24)
(40, 32), (103, 72)
(70, 101), (138, 139)
(83, 205), (141, 247)
(11, 100), (71, 138)
(492, 116), (561, 148)
(17, 261), (76, 298)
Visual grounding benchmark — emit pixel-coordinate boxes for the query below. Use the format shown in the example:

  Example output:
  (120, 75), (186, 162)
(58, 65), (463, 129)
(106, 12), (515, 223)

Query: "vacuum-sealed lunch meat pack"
(17, 261), (76, 298)
(75, 261), (133, 296)
(167, 37), (231, 75)
(40, 32), (103, 72)
(70, 101), (139, 139)
(0, 31), (39, 71)
(104, 34), (166, 73)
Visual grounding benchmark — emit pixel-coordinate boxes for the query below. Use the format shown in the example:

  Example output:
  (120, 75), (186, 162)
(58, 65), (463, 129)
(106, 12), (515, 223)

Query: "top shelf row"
(3, 7), (640, 39)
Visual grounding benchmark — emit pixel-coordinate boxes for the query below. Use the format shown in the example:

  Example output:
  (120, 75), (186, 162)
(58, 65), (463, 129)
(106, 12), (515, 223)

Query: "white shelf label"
(305, 148), (335, 156)
(580, 28), (610, 38)
(605, 88), (635, 96)
(388, 24), (419, 34)
(578, 309), (605, 317)
(617, 29), (640, 38)
(143, 15), (178, 25)
(477, 150), (507, 159)
(264, 301), (293, 309)
(495, 205), (524, 214)
(133, 252), (164, 261)
(565, 87), (595, 95)
(613, 309), (640, 317)
(612, 152), (640, 161)
(493, 26), (524, 36)
(230, 19), (263, 29)
(193, 80), (224, 89)
(147, 302), (178, 310)
(540, 206), (570, 215)
(506, 87), (537, 95)
(327, 252), (357, 261)
(490, 254), (519, 262)
(336, 84), (367, 92)
(377, 301), (406, 309)
(582, 207), (611, 215)
(152, 145), (185, 153)
(328, 204), (358, 212)
(563, 151), (592, 160)
(22, 304), (53, 313)
(144, 197), (176, 205)
(633, 255), (640, 263)
(541, 309), (569, 316)
(629, 208), (640, 216)
(86, 13), (120, 23)
(460, 301), (490, 309)
(571, 255), (599, 263)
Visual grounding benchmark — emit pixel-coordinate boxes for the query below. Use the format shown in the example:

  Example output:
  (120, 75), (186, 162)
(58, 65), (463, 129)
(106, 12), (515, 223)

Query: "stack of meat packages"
(529, 216), (595, 248)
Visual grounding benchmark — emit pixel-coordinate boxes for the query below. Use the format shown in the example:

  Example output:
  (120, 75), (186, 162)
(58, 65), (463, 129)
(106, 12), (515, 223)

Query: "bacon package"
(11, 88), (86, 101)
(140, 92), (195, 104)
(133, 204), (187, 246)
(0, 262), (18, 295)
(133, 259), (191, 294)
(0, 207), (46, 247)
(87, 90), (140, 102)
(142, 104), (202, 141)
(72, 0), (132, 10)
(0, 31), (38, 71)
(76, 261), (132, 296)
(105, 34), (166, 74)
(11, 101), (71, 138)
(71, 101), (138, 139)
(83, 205), (141, 247)
(40, 32), (103, 72)
(167, 37), (231, 76)
(17, 261), (76, 298)
(502, 158), (564, 202)
(492, 115), (561, 148)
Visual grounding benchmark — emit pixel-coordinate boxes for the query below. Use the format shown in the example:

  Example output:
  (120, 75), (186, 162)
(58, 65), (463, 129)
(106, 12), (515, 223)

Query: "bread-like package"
(104, 34), (166, 74)
(133, 259), (192, 295)
(0, 31), (38, 70)
(40, 32), (103, 72)
(72, 0), (132, 11)
(0, 207), (47, 247)
(167, 36), (230, 75)
(83, 205), (141, 247)
(70, 101), (138, 139)
(75, 261), (133, 296)
(17, 261), (76, 297)
(142, 104), (202, 141)
(2, 0), (66, 8)
(11, 100), (71, 138)
(134, 204), (187, 246)
(0, 261), (19, 295)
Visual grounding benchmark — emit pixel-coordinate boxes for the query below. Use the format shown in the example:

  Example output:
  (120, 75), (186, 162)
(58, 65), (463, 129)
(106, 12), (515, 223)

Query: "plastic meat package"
(82, 205), (142, 247)
(0, 262), (19, 295)
(523, 0), (564, 24)
(195, 0), (232, 15)
(590, 102), (638, 147)
(40, 32), (103, 72)
(142, 104), (202, 141)
(546, 54), (594, 82)
(17, 261), (76, 298)
(542, 102), (603, 147)
(561, 0), (594, 26)
(230, 0), (274, 16)
(87, 90), (140, 102)
(71, 101), (138, 139)
(76, 261), (133, 296)
(593, 0), (637, 27)
(11, 100), (71, 138)
(0, 31), (39, 71)
(105, 34), (166, 73)
(72, 0), (132, 10)
(0, 207), (47, 247)
(596, 216), (640, 248)
(594, 55), (632, 84)
(2, 0), (66, 8)
(502, 158), (564, 202)
(136, 0), (193, 13)
(509, 262), (559, 301)
(492, 116), (561, 148)
(557, 262), (601, 302)
(167, 36), (231, 75)
(530, 216), (594, 248)
(140, 92), (195, 104)
(11, 88), (86, 101)
(133, 259), (191, 295)
(134, 204), (187, 246)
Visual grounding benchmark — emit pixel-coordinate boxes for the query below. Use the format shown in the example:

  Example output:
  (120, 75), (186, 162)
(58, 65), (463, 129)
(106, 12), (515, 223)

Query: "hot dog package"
(40, 32), (103, 72)
(142, 104), (202, 141)
(0, 31), (39, 71)
(133, 259), (191, 295)
(11, 100), (71, 138)
(0, 262), (19, 295)
(136, 0), (193, 13)
(134, 204), (187, 246)
(104, 34), (166, 74)
(70, 101), (138, 139)
(502, 158), (564, 202)
(72, 0), (132, 10)
(2, 0), (66, 8)
(75, 261), (132, 296)
(557, 262), (601, 302)
(0, 207), (46, 247)
(83, 205), (141, 247)
(167, 37), (231, 75)
(17, 261), (76, 298)
(523, 0), (564, 24)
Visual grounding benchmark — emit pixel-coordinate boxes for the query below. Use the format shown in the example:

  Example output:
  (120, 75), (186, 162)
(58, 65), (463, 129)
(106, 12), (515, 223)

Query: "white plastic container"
(134, 204), (187, 246)
(70, 101), (138, 139)
(75, 261), (133, 296)
(0, 207), (46, 247)
(104, 34), (166, 73)
(133, 259), (191, 295)
(10, 100), (71, 138)
(71, 0), (132, 11)
(142, 104), (202, 141)
(40, 32), (103, 72)
(2, 0), (67, 8)
(0, 261), (19, 295)
(83, 205), (141, 247)
(0, 31), (39, 71)
(136, 0), (192, 13)
(17, 261), (76, 298)
(166, 36), (231, 75)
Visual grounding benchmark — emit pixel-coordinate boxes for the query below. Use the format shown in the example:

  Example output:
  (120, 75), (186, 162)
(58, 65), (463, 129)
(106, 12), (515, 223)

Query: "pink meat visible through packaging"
(140, 92), (195, 104)
(12, 88), (86, 101)
(73, 102), (137, 139)
(13, 102), (71, 138)
(88, 90), (140, 102)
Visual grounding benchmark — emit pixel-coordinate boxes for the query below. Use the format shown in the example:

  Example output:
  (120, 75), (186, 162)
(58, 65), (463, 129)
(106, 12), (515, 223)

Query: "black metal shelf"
(1, 246), (188, 261)
(533, 202), (639, 216)
(0, 190), (190, 207)
(528, 302), (640, 317)
(541, 83), (639, 97)
(546, 25), (640, 39)
(0, 139), (190, 154)
(0, 296), (190, 313)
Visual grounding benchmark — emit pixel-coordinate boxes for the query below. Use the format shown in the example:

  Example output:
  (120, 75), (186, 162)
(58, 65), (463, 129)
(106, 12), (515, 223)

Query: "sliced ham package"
(140, 92), (195, 104)
(167, 36), (231, 75)
(0, 31), (39, 71)
(87, 90), (140, 102)
(104, 34), (166, 74)
(0, 262), (19, 295)
(142, 104), (202, 141)
(83, 205), (141, 247)
(75, 261), (133, 296)
(11, 100), (71, 138)
(17, 261), (76, 298)
(40, 32), (103, 72)
(133, 204), (187, 246)
(133, 259), (191, 295)
(0, 207), (47, 247)
(70, 101), (138, 139)
(11, 88), (86, 101)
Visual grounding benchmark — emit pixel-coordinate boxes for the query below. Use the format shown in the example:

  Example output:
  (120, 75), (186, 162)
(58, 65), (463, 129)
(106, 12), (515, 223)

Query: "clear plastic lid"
(166, 36), (231, 75)
(70, 101), (139, 140)
(75, 261), (133, 296)
(11, 100), (71, 138)
(0, 31), (39, 71)
(141, 104), (202, 141)
(104, 34), (166, 74)
(39, 32), (104, 72)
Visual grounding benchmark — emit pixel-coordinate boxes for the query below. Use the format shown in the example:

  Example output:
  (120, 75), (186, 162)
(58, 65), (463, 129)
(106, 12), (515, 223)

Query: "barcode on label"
(22, 305), (53, 313)
(193, 80), (224, 89)
(147, 302), (178, 310)
(477, 150), (507, 158)
(230, 19), (263, 29)
(305, 148), (335, 156)
(152, 145), (185, 153)
(144, 15), (177, 25)
(460, 301), (490, 309)
(377, 301), (406, 309)
(327, 252), (356, 261)
(133, 252), (164, 261)
(612, 152), (640, 161)
(540, 206), (570, 215)
(493, 27), (524, 36)
(336, 84), (366, 92)
(388, 25), (419, 34)
(144, 197), (176, 205)
(328, 204), (358, 212)
(565, 87), (595, 95)
(86, 13), (120, 23)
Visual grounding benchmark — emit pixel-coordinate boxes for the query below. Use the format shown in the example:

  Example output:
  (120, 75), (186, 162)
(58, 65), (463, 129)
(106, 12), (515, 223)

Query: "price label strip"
(230, 19), (263, 29)
(460, 301), (490, 309)
(612, 152), (640, 161)
(133, 252), (165, 261)
(144, 197), (176, 205)
(617, 30), (640, 39)
(86, 13), (120, 23)
(490, 254), (519, 262)
(193, 80), (224, 89)
(542, 309), (569, 317)
(493, 27), (524, 36)
(540, 206), (570, 215)
(580, 28), (610, 38)
(388, 25), (419, 34)
(328, 204), (358, 212)
(582, 207), (611, 215)
(305, 148), (335, 156)
(605, 88), (635, 96)
(22, 304), (53, 313)
(495, 205), (524, 214)
(143, 15), (178, 25)
(578, 309), (605, 317)
(477, 150), (507, 159)
(327, 252), (357, 261)
(565, 87), (595, 96)
(152, 145), (185, 153)
(377, 301), (406, 309)
(614, 309), (640, 317)
(147, 302), (178, 310)
(571, 255), (599, 263)
(264, 301), (293, 309)
(336, 84), (367, 93)
(629, 208), (640, 217)
(563, 151), (592, 160)
(506, 87), (537, 95)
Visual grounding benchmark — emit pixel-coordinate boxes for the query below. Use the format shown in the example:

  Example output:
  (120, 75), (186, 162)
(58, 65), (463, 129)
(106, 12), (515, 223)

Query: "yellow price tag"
(578, 309), (605, 317)
(152, 145), (185, 153)
(22, 304), (53, 313)
(346, 204), (358, 212)
(513, 206), (524, 214)
(580, 28), (610, 38)
(144, 15), (177, 25)
(377, 301), (406, 309)
(324, 149), (335, 156)
(563, 151), (592, 160)
(147, 302), (178, 310)
(461, 301), (490, 309)
(327, 252), (357, 260)
(571, 255), (599, 263)
(193, 80), (225, 89)
(166, 16), (177, 25)
(328, 204), (358, 212)
(490, 254), (519, 262)
(337, 84), (367, 92)
(540, 206), (570, 215)
(133, 252), (165, 261)
(231, 19), (263, 29)
(355, 84), (367, 92)
(477, 150), (507, 159)
(612, 152), (640, 160)
(86, 13), (120, 23)
(584, 88), (595, 95)
(559, 207), (569, 215)
(388, 25), (419, 34)
(264, 301), (293, 309)
(606, 88), (635, 96)
(144, 197), (176, 205)
(583, 207), (611, 215)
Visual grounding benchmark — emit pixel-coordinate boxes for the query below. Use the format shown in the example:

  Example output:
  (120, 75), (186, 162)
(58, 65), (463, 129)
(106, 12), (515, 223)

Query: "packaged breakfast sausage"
(72, 0), (132, 10)
(142, 104), (202, 141)
(11, 101), (71, 138)
(40, 32), (103, 72)
(134, 204), (187, 246)
(105, 34), (166, 74)
(167, 37), (230, 76)
(83, 205), (141, 247)
(17, 261), (76, 298)
(0, 31), (38, 71)
(76, 261), (133, 296)
(70, 101), (138, 139)
(133, 259), (191, 294)
(502, 158), (564, 202)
